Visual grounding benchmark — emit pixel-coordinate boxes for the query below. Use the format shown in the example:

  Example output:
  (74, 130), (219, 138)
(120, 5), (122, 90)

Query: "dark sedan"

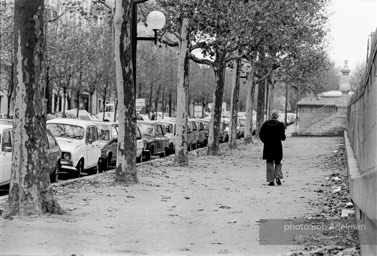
(137, 121), (170, 160)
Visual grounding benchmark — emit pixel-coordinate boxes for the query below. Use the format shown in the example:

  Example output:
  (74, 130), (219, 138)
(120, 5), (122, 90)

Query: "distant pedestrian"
(259, 112), (286, 186)
(151, 113), (156, 120)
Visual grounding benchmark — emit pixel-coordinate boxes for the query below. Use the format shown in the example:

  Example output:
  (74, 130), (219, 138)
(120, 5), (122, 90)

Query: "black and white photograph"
(0, 0), (376, 255)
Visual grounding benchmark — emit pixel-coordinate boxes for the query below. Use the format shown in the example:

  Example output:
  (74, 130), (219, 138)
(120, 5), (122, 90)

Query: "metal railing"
(302, 104), (338, 131)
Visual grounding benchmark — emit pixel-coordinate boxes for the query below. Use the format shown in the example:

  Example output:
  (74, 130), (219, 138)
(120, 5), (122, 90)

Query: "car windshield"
(47, 123), (85, 140)
(97, 125), (111, 141)
(138, 124), (154, 136)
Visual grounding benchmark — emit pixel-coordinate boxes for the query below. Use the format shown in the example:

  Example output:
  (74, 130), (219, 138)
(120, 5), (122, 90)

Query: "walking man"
(259, 112), (286, 186)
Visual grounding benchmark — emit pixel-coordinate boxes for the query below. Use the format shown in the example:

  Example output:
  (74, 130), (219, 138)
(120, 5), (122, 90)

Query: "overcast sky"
(328, 0), (377, 70)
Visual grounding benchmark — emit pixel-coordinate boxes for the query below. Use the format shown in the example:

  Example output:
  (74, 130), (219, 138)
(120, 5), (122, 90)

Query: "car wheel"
(50, 162), (60, 183)
(104, 156), (110, 171)
(94, 162), (100, 174)
(144, 150), (151, 161)
(169, 143), (175, 154)
(159, 149), (166, 158)
(74, 159), (83, 178)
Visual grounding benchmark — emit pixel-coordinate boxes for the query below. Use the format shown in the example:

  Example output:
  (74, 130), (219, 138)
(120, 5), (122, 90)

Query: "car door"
(157, 124), (167, 150)
(110, 125), (118, 162)
(45, 131), (54, 170)
(84, 126), (92, 168)
(46, 130), (60, 171)
(91, 126), (102, 166)
(154, 124), (163, 153)
(1, 129), (12, 183)
(136, 127), (143, 158)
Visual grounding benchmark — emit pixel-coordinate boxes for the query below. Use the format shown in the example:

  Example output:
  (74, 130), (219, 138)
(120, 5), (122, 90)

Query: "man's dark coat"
(259, 119), (286, 161)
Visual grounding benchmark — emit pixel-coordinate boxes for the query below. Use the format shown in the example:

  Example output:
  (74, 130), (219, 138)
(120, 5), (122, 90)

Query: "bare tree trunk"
(244, 57), (255, 144)
(255, 78), (266, 139)
(169, 92), (172, 117)
(89, 92), (93, 115)
(102, 84), (107, 120)
(76, 90), (80, 117)
(54, 93), (58, 112)
(228, 56), (241, 149)
(265, 78), (270, 119)
(174, 17), (190, 166)
(268, 76), (274, 117)
(114, 99), (118, 122)
(62, 88), (67, 117)
(148, 83), (153, 118)
(45, 65), (52, 114)
(113, 0), (138, 183)
(7, 0), (63, 217)
(208, 57), (226, 155)
(6, 63), (14, 116)
(155, 84), (161, 116)
(6, 95), (12, 117)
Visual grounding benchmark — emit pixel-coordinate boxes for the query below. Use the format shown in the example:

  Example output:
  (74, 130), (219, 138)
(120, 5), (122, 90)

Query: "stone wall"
(297, 106), (347, 136)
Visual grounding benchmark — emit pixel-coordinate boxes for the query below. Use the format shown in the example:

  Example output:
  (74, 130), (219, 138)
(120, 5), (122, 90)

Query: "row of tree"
(4, 0), (356, 216)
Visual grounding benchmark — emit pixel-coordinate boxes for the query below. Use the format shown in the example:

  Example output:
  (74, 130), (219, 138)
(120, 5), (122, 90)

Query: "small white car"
(0, 124), (14, 186)
(0, 125), (62, 185)
(47, 118), (102, 178)
(98, 123), (144, 171)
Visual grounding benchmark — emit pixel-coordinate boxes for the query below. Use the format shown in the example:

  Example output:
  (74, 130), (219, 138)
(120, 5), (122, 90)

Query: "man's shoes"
(268, 182), (275, 186)
(276, 178), (282, 185)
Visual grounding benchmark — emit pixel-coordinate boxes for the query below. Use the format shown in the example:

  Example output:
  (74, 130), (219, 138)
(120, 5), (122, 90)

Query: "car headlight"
(63, 152), (71, 160)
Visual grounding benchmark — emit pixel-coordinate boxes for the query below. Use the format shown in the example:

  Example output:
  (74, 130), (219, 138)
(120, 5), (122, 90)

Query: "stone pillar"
(339, 60), (351, 94)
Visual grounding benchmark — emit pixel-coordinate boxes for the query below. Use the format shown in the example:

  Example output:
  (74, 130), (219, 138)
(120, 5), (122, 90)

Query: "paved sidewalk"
(0, 129), (342, 256)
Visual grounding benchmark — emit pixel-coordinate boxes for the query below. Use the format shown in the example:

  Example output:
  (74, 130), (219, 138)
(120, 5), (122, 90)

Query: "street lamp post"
(131, 1), (166, 99)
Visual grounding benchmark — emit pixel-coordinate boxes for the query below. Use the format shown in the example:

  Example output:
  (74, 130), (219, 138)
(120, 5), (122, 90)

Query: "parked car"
(222, 117), (243, 139)
(189, 118), (206, 147)
(239, 118), (245, 138)
(160, 120), (176, 154)
(0, 124), (16, 186)
(221, 118), (232, 142)
(47, 118), (102, 178)
(160, 119), (198, 151)
(200, 117), (228, 143)
(97, 123), (144, 171)
(0, 125), (61, 185)
(199, 118), (210, 146)
(187, 120), (199, 149)
(137, 121), (170, 160)
(97, 122), (118, 171)
(45, 129), (63, 183)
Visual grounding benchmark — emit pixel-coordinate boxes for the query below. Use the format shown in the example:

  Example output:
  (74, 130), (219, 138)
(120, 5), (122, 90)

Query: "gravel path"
(0, 132), (347, 256)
